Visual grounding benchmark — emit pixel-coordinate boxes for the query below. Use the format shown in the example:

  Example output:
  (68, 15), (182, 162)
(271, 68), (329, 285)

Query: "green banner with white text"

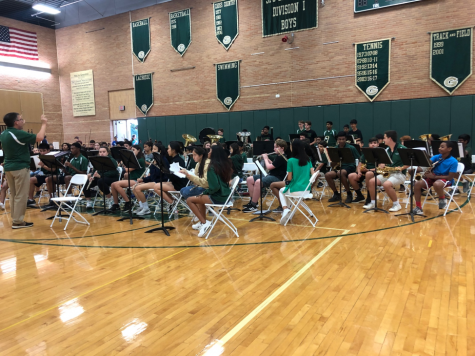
(214, 0), (239, 50)
(430, 27), (472, 95)
(130, 18), (151, 62)
(216, 61), (240, 111)
(170, 9), (191, 56)
(355, 38), (391, 102)
(134, 73), (153, 116)
(261, 0), (317, 37)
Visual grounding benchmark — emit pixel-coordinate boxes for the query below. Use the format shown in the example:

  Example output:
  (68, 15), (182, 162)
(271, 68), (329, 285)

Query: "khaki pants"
(5, 168), (30, 224)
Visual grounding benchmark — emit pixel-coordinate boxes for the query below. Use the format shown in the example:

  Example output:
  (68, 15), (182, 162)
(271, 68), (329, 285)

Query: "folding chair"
(283, 171), (320, 227)
(50, 174), (90, 231)
(462, 173), (475, 197)
(442, 162), (464, 216)
(203, 176), (240, 239)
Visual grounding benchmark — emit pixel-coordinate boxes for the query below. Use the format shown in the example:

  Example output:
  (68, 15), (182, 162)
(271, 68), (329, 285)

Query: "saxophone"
(376, 166), (402, 178)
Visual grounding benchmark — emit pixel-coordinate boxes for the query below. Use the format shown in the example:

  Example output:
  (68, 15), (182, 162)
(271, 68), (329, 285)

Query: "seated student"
(375, 133), (384, 144)
(324, 131), (360, 203)
(324, 121), (337, 147)
(203, 141), (211, 150)
(348, 137), (378, 204)
(412, 141), (459, 214)
(270, 139), (314, 218)
(343, 124), (350, 135)
(133, 143), (169, 216)
(316, 136), (324, 145)
(243, 139), (288, 213)
(237, 141), (247, 162)
(229, 143), (244, 183)
(316, 141), (329, 176)
(364, 130), (408, 212)
(84, 146), (119, 208)
(62, 143), (71, 151)
(260, 126), (273, 141)
(44, 142), (88, 207)
(27, 143), (56, 206)
(179, 146), (210, 209)
(93, 142), (100, 151)
(110, 145), (146, 211)
(143, 140), (154, 166)
(152, 141), (188, 212)
(187, 145), (232, 237)
(400, 135), (411, 145)
(458, 134), (472, 193)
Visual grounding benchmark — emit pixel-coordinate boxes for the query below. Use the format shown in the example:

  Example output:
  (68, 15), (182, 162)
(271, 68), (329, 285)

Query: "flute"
(131, 160), (157, 190)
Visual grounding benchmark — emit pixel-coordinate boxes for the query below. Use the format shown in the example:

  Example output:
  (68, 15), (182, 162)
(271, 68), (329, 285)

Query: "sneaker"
(110, 204), (120, 212)
(123, 201), (132, 210)
(438, 199), (447, 210)
(272, 206), (283, 213)
(389, 203), (402, 212)
(353, 194), (365, 203)
(192, 221), (202, 230)
(363, 202), (374, 209)
(412, 206), (424, 215)
(344, 194), (353, 204)
(0, 202), (4, 210)
(453, 188), (460, 196)
(462, 181), (470, 193)
(133, 207), (143, 215)
(198, 220), (212, 238)
(192, 216), (200, 223)
(242, 205), (258, 213)
(12, 222), (34, 229)
(280, 208), (292, 225)
(34, 192), (41, 198)
(27, 199), (37, 207)
(304, 193), (313, 200)
(136, 207), (151, 216)
(328, 193), (341, 202)
(86, 201), (94, 208)
(243, 201), (253, 208)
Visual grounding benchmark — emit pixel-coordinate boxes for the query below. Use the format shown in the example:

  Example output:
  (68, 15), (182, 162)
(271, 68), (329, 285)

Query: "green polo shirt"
(0, 128), (37, 171)
(359, 154), (375, 170)
(386, 143), (407, 174)
(130, 157), (146, 181)
(241, 152), (248, 162)
(317, 152), (329, 173)
(341, 143), (360, 170)
(218, 136), (226, 144)
(67, 154), (89, 176)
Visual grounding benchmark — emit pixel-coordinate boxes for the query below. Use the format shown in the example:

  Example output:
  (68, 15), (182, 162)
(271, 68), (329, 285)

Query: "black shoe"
(272, 206), (283, 213)
(345, 195), (353, 204)
(27, 199), (37, 207)
(242, 206), (258, 213)
(243, 201), (253, 208)
(34, 192), (41, 198)
(110, 204), (120, 212)
(328, 193), (341, 202)
(123, 201), (132, 210)
(12, 222), (34, 229)
(353, 194), (365, 203)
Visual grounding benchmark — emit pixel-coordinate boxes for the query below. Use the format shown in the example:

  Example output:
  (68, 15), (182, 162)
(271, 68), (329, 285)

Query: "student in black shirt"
(304, 121), (318, 145)
(349, 119), (363, 142)
(260, 126), (273, 141)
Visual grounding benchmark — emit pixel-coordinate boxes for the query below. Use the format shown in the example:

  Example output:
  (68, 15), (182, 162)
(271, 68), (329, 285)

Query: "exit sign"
(355, 0), (425, 13)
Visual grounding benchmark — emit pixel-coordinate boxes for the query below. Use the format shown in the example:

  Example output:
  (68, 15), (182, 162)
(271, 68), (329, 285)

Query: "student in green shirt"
(217, 129), (226, 144)
(84, 146), (119, 208)
(229, 143), (244, 181)
(325, 131), (360, 204)
(296, 120), (305, 135)
(323, 121), (337, 147)
(110, 145), (146, 211)
(0, 112), (47, 228)
(44, 142), (88, 207)
(187, 145), (232, 237)
(364, 130), (408, 212)
(270, 139), (314, 225)
(348, 137), (378, 204)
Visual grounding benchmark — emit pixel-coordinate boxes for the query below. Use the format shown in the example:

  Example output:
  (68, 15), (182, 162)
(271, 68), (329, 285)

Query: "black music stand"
(117, 149), (144, 224)
(326, 147), (354, 208)
(88, 156), (117, 216)
(361, 147), (392, 214)
(404, 140), (429, 153)
(289, 134), (300, 142)
(395, 149), (432, 222)
(39, 154), (65, 219)
(250, 140), (275, 222)
(145, 152), (175, 236)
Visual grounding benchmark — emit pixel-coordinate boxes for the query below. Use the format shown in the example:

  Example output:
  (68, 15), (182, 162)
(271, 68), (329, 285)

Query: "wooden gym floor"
(0, 192), (474, 355)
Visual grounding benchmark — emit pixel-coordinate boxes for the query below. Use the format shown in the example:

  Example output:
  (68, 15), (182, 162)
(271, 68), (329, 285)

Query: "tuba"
(182, 134), (197, 147)
(439, 134), (452, 141)
(207, 135), (222, 144)
(419, 134), (432, 141)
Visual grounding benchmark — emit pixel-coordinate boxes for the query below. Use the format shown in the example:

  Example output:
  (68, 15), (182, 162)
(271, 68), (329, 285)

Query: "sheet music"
(255, 161), (268, 177)
(458, 142), (464, 158)
(169, 162), (186, 178)
(31, 155), (41, 169)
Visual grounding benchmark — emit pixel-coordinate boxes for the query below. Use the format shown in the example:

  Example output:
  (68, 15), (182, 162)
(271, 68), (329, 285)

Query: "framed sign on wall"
(354, 0), (426, 13)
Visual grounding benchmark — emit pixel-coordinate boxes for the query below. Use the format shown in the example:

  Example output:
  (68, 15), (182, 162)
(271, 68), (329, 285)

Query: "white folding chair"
(443, 162), (464, 216)
(283, 171), (320, 227)
(462, 173), (475, 196)
(203, 176), (240, 239)
(50, 174), (90, 231)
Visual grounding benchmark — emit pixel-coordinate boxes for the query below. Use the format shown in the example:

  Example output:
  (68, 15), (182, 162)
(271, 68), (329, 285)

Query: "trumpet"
(332, 163), (341, 171)
(376, 166), (402, 178)
(360, 163), (368, 173)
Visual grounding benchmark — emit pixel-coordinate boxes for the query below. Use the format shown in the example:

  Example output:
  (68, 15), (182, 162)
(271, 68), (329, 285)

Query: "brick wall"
(43, 0), (475, 143)
(0, 17), (62, 143)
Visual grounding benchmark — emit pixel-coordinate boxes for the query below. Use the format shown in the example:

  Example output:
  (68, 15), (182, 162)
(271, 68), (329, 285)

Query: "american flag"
(0, 25), (38, 61)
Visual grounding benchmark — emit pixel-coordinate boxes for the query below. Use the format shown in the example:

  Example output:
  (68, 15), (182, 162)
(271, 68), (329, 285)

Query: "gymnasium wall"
(138, 95), (475, 150)
(0, 17), (63, 143)
(54, 0), (475, 144)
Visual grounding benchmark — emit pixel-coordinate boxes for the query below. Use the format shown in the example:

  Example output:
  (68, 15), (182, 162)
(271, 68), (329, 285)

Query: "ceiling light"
(32, 3), (61, 14)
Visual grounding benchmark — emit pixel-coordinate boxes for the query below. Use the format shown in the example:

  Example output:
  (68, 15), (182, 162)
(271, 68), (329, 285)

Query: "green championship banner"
(261, 0), (317, 38)
(134, 73), (153, 116)
(130, 18), (151, 62)
(430, 27), (472, 95)
(354, 0), (426, 13)
(355, 38), (391, 102)
(216, 61), (240, 110)
(169, 9), (191, 56)
(213, 0), (239, 50)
